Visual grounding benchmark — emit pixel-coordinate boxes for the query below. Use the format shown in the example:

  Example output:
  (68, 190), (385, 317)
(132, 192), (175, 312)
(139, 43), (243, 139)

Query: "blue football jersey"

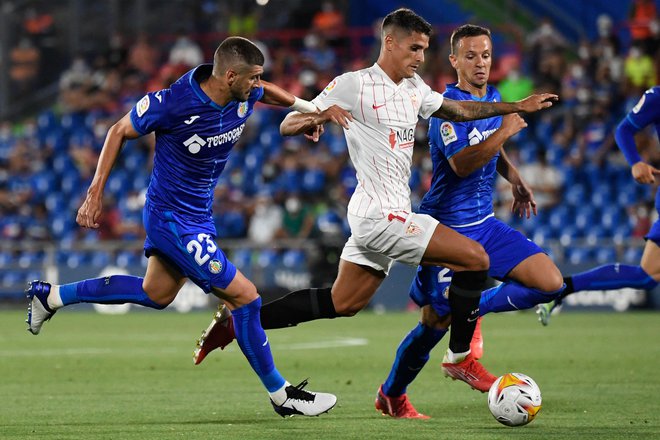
(418, 83), (502, 226)
(625, 86), (660, 139)
(130, 64), (263, 219)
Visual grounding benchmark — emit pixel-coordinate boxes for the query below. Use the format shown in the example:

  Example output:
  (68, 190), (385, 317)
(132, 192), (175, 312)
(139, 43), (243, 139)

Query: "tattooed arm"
(432, 93), (558, 122)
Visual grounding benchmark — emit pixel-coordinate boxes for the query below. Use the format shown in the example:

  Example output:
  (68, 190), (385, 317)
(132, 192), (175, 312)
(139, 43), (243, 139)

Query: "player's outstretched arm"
(434, 93), (558, 122)
(76, 112), (140, 229)
(261, 80), (317, 112)
(280, 105), (353, 137)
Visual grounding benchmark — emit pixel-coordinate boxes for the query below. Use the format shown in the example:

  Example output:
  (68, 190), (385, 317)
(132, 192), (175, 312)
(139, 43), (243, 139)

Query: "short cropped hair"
(213, 36), (264, 74)
(450, 24), (492, 54)
(381, 8), (432, 38)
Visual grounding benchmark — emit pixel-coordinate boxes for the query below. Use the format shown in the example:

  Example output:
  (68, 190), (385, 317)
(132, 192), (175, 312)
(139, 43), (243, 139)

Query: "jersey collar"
(189, 64), (227, 110)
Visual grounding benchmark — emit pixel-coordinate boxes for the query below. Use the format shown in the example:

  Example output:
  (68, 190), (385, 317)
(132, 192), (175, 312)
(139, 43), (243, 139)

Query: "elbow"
(279, 123), (293, 137)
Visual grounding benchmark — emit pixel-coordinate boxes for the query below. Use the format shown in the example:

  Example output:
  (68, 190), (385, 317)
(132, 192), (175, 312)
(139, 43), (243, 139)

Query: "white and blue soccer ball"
(487, 372), (542, 427)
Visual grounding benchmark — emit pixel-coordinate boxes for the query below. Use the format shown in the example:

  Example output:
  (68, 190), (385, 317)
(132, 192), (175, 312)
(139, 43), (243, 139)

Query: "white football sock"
(446, 348), (470, 363)
(269, 381), (291, 406)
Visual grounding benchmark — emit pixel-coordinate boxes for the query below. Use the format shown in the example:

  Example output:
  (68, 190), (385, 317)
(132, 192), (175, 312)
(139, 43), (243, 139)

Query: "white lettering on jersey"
(632, 94), (646, 114)
(440, 121), (458, 145)
(136, 95), (150, 117)
(183, 134), (207, 154)
(155, 91), (163, 103)
(205, 123), (245, 147)
(468, 127), (498, 146)
(184, 115), (200, 125)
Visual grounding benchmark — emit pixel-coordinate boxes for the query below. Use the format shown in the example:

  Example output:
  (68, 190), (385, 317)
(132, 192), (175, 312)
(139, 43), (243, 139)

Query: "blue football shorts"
(409, 216), (544, 316)
(142, 203), (237, 293)
(646, 187), (660, 245)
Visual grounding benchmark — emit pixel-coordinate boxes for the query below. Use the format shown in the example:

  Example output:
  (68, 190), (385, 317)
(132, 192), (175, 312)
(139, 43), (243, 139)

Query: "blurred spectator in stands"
(4, 139), (34, 215)
(58, 56), (92, 112)
(96, 196), (142, 240)
(146, 63), (189, 92)
(623, 43), (656, 97)
(25, 202), (52, 241)
(127, 33), (160, 79)
(248, 192), (283, 245)
(228, 3), (258, 36)
(595, 14), (621, 56)
(566, 104), (616, 168)
(69, 136), (98, 181)
(311, 1), (346, 48)
(497, 62), (535, 102)
(628, 0), (658, 54)
(10, 38), (41, 99)
(629, 201), (654, 238)
(517, 149), (563, 210)
(276, 195), (316, 239)
(106, 32), (128, 71)
(527, 18), (568, 92)
(168, 31), (205, 68)
(301, 32), (337, 73)
(118, 71), (147, 113)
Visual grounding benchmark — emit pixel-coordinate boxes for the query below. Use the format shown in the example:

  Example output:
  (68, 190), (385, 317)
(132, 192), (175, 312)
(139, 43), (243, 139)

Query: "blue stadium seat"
(532, 225), (556, 245)
(600, 205), (623, 231)
(559, 225), (583, 246)
(565, 247), (593, 265)
(90, 251), (111, 268)
(115, 251), (139, 268)
(231, 248), (253, 269)
(574, 207), (596, 233)
(256, 249), (280, 268)
(594, 246), (617, 264)
(548, 205), (573, 231)
(565, 184), (586, 206)
(622, 247), (644, 264)
(282, 249), (306, 269)
(302, 168), (326, 194)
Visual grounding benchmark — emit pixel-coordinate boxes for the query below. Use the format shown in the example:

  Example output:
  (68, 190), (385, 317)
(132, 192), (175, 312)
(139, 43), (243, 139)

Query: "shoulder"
(487, 85), (501, 101)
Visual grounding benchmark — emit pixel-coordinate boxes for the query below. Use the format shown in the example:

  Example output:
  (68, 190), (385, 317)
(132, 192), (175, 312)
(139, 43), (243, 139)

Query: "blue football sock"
(382, 323), (447, 397)
(58, 275), (166, 309)
(232, 297), (286, 393)
(571, 264), (658, 292)
(480, 280), (565, 314)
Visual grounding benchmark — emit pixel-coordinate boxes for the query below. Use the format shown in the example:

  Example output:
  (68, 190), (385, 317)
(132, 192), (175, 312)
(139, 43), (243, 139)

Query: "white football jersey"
(312, 63), (443, 219)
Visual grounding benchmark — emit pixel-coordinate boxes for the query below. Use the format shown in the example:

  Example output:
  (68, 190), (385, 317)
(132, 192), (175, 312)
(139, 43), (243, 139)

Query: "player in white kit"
(194, 8), (557, 392)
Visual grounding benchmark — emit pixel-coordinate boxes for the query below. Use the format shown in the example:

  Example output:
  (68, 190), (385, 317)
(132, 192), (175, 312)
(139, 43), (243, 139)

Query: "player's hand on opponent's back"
(516, 93), (559, 113)
(76, 192), (103, 228)
(319, 105), (353, 129)
(631, 161), (660, 184)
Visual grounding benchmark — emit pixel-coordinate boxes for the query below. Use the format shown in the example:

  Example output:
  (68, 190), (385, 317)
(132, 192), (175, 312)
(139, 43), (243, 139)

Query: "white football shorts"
(340, 211), (439, 275)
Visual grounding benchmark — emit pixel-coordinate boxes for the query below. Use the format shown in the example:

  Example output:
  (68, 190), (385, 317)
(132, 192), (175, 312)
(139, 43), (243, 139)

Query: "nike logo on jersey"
(184, 115), (200, 124)
(372, 103), (387, 109)
(155, 91), (162, 103)
(262, 337), (269, 347)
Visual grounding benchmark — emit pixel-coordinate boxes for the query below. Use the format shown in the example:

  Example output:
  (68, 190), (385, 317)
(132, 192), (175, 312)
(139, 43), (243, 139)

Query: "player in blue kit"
(537, 86), (660, 325)
(373, 25), (566, 418)
(25, 36), (336, 418)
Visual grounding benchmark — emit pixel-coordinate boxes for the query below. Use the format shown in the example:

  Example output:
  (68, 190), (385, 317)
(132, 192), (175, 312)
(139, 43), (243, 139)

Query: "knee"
(465, 243), (489, 272)
(538, 266), (565, 293)
(333, 300), (363, 317)
(142, 279), (177, 307)
(331, 290), (367, 317)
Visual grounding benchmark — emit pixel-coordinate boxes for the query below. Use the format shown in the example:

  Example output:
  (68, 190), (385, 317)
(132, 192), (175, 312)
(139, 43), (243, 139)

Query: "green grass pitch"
(1, 309), (659, 439)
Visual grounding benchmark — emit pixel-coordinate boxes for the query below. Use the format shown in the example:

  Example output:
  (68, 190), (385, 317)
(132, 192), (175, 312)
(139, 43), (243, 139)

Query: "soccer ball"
(487, 373), (542, 427)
